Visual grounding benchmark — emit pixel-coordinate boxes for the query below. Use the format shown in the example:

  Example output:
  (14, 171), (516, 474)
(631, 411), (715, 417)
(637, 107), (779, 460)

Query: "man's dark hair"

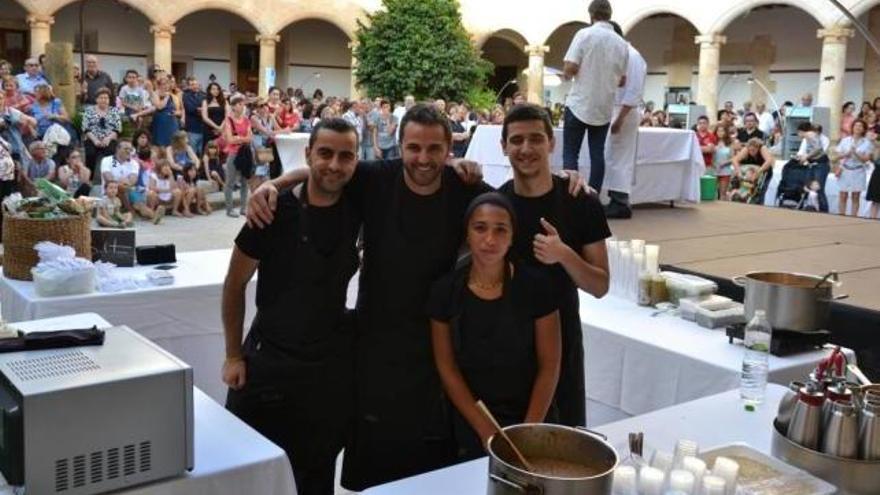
(716, 109), (729, 121)
(744, 112), (757, 121)
(588, 0), (613, 21)
(125, 69), (139, 78)
(697, 115), (709, 123)
(399, 103), (452, 143)
(797, 121), (814, 133)
(309, 117), (359, 150)
(502, 104), (554, 142)
(609, 20), (623, 37)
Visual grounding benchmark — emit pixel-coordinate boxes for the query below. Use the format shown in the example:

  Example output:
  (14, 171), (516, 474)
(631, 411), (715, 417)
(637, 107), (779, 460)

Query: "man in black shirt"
(736, 112), (764, 144)
(247, 105), (492, 490)
(221, 118), (361, 495)
(498, 104), (611, 427)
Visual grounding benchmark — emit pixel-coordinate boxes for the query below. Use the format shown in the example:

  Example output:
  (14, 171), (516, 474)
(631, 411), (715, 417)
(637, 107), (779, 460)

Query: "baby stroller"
(776, 160), (812, 209)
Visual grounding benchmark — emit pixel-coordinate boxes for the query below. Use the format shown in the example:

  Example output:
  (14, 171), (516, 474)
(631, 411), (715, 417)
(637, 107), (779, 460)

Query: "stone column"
(695, 34), (726, 123)
(817, 26), (853, 141)
(150, 25), (175, 73)
(348, 40), (360, 99)
(863, 8), (880, 104)
(525, 44), (549, 105)
(27, 15), (54, 58)
(257, 34), (280, 97)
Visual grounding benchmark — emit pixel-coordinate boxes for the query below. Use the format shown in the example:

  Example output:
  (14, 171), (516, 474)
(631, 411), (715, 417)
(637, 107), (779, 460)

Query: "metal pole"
(78, 0), (87, 98)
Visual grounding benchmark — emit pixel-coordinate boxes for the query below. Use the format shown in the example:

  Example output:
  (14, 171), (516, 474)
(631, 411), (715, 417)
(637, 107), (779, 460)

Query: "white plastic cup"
(701, 475), (727, 495)
(668, 469), (696, 495)
(639, 466), (666, 495)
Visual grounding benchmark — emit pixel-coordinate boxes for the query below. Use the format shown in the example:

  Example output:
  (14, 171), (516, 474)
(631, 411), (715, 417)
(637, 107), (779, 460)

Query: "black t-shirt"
(427, 263), (557, 323)
(499, 176), (611, 291)
(235, 188), (350, 308)
(345, 159), (492, 317)
(737, 128), (765, 143)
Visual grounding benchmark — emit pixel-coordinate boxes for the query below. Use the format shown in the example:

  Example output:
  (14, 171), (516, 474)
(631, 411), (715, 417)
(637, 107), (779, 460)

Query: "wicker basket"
(2, 213), (92, 281)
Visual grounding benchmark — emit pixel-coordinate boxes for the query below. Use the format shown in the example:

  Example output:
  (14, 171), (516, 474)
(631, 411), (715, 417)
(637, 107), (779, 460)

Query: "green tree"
(353, 0), (491, 102)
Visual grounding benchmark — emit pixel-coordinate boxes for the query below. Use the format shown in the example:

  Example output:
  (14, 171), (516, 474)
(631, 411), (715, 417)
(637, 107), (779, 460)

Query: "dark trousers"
(84, 140), (117, 184)
(563, 107), (610, 191)
(810, 157), (831, 213)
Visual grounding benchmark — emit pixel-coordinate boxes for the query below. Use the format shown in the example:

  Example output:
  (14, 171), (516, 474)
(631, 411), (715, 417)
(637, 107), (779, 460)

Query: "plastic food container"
(32, 267), (95, 297)
(662, 272), (718, 305)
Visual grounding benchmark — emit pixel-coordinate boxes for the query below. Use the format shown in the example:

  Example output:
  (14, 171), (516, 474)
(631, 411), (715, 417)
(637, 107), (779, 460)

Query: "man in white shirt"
(562, 0), (628, 193)
(756, 102), (775, 137)
(393, 95), (414, 142)
(603, 21), (646, 219)
(100, 141), (139, 211)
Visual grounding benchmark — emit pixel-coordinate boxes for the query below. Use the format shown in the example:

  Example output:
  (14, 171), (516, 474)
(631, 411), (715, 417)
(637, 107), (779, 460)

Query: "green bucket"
(700, 175), (717, 201)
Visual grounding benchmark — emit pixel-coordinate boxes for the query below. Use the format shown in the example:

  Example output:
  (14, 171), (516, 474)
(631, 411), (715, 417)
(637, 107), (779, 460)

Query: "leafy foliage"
(353, 0), (492, 102)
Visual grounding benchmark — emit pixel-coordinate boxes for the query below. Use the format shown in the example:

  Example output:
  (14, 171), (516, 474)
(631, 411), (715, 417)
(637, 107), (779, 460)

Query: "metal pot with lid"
(733, 271), (848, 332)
(487, 423), (617, 495)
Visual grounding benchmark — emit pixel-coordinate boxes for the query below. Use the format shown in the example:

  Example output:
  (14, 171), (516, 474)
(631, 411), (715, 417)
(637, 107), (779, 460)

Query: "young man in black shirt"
(736, 112), (765, 144)
(498, 104), (611, 427)
(221, 118), (361, 495)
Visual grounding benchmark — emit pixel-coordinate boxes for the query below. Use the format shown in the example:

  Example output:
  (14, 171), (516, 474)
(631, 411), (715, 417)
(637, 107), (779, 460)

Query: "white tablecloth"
(763, 160), (875, 218)
(275, 133), (310, 173)
(0, 249), (255, 403)
(465, 126), (704, 204)
(580, 294), (854, 416)
(2, 312), (296, 495)
(364, 385), (789, 494)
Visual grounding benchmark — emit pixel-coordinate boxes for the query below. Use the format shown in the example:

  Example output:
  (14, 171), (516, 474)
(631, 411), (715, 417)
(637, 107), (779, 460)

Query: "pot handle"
(575, 426), (608, 441)
(732, 276), (748, 287)
(489, 474), (528, 493)
(818, 294), (849, 302)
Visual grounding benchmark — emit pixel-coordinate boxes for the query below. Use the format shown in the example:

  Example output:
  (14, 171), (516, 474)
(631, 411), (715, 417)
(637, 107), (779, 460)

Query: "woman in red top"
(695, 115), (717, 169)
(277, 97), (301, 132)
(223, 94), (253, 217)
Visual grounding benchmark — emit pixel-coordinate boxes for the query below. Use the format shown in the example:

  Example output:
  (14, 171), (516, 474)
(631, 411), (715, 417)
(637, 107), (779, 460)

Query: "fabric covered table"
(0, 312), (296, 495)
(0, 249), (254, 403)
(275, 133), (311, 173)
(580, 294), (854, 416)
(465, 125), (704, 204)
(364, 385), (789, 495)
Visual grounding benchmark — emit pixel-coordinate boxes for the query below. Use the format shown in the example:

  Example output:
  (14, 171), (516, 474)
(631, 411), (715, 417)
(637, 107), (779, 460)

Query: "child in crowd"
(149, 159), (182, 216)
(54, 149), (92, 198)
(182, 164), (210, 215)
(802, 180), (822, 212)
(96, 180), (133, 228)
(713, 125), (734, 200)
(118, 69), (151, 125)
(729, 166), (759, 203)
(201, 140), (225, 190)
(167, 130), (199, 180)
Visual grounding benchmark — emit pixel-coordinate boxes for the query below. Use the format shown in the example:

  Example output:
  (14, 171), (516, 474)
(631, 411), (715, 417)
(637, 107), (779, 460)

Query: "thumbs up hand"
(533, 217), (570, 265)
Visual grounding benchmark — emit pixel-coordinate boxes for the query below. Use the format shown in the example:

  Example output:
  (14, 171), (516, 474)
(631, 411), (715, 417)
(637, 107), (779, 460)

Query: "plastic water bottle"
(741, 310), (772, 404)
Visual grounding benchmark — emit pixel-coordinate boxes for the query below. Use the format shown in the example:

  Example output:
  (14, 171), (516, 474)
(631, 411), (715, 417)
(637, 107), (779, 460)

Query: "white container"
(32, 266), (95, 297)
(702, 442), (836, 495)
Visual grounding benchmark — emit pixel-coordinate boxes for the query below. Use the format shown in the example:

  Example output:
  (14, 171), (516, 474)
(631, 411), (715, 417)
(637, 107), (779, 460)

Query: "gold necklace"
(468, 278), (502, 291)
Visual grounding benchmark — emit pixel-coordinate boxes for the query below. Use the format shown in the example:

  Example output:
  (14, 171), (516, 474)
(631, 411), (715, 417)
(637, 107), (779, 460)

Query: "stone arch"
(269, 8), (361, 41)
(707, 0), (833, 33)
(165, 1), (261, 31)
(278, 17), (355, 97)
(845, 0), (880, 20)
(43, 0), (161, 24)
(475, 28), (529, 51)
(621, 5), (701, 35)
(543, 21), (588, 70)
(479, 28), (529, 101)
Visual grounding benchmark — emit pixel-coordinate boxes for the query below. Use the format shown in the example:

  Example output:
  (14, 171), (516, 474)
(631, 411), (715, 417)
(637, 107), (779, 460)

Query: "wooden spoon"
(476, 400), (534, 472)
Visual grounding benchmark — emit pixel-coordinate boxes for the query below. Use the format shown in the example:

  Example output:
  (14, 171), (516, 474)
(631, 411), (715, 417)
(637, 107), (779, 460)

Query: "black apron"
(342, 170), (458, 490)
(446, 263), (554, 460)
(499, 180), (586, 427)
(226, 187), (358, 494)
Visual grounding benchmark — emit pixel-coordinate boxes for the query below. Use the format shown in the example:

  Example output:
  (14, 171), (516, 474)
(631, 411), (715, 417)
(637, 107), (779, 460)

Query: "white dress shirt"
(564, 22), (629, 126)
(615, 44), (646, 108)
(758, 111), (775, 136)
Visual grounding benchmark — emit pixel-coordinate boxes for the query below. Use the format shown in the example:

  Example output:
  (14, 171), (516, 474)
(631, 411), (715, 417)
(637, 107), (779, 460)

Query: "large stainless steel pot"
(733, 271), (847, 332)
(487, 424), (617, 495)
(771, 420), (880, 494)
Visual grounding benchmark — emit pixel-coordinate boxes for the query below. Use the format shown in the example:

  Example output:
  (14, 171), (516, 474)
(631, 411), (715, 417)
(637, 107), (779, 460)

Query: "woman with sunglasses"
(82, 87), (121, 178)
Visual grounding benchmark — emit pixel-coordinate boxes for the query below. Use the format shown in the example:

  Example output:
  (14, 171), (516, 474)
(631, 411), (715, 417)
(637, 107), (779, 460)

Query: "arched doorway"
(279, 19), (352, 98)
(0, 0), (29, 71)
(718, 4), (825, 113)
(173, 9), (260, 93)
(626, 13), (700, 110)
(543, 21), (588, 105)
(51, 0), (153, 83)
(480, 29), (528, 103)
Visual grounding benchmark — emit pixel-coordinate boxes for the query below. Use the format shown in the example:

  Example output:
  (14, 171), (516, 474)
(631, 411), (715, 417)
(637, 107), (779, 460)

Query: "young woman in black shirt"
(428, 192), (561, 460)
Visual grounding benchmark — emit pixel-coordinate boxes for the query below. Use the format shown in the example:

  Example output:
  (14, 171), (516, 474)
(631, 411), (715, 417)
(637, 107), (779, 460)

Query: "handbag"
(136, 244), (176, 265)
(228, 117), (254, 178)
